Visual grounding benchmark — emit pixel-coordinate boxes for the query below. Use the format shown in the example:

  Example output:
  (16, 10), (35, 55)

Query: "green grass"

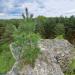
(70, 59), (75, 69)
(55, 35), (64, 39)
(64, 59), (75, 75)
(0, 43), (15, 73)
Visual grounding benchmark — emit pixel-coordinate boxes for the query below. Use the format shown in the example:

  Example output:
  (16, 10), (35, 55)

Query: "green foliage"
(0, 19), (41, 72)
(35, 17), (56, 38)
(18, 21), (35, 33)
(12, 20), (41, 66)
(0, 16), (75, 41)
(54, 23), (65, 36)
(21, 33), (40, 66)
(35, 16), (75, 40)
(0, 43), (15, 73)
(64, 16), (75, 44)
(35, 16), (46, 38)
(55, 35), (64, 39)
(3, 24), (16, 41)
(0, 15), (75, 73)
(64, 59), (75, 75)
(43, 19), (56, 38)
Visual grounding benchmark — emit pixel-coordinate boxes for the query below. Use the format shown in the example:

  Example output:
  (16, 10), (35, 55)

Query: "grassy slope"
(0, 43), (15, 73)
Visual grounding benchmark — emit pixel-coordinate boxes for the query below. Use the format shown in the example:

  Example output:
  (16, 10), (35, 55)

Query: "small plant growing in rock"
(11, 20), (41, 67)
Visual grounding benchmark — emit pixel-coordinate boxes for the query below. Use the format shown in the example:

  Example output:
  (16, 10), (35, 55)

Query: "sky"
(0, 0), (75, 19)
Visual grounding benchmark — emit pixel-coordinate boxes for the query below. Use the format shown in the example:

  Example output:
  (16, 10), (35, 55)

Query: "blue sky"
(0, 0), (75, 19)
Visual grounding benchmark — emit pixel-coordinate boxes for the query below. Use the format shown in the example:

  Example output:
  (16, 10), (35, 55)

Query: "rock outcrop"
(6, 39), (74, 75)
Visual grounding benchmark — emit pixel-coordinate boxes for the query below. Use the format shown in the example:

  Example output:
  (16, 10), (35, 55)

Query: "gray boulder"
(7, 39), (74, 75)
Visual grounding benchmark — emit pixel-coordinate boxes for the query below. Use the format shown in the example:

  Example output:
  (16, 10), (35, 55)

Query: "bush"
(12, 20), (41, 66)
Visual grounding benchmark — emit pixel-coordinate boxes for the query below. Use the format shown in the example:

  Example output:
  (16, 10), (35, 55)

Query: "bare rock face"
(7, 39), (74, 75)
(19, 51), (64, 75)
(39, 39), (74, 72)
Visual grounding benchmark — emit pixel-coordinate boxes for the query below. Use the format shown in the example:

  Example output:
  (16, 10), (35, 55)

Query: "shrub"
(12, 20), (41, 66)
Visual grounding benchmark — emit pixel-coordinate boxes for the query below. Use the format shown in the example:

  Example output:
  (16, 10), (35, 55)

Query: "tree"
(22, 8), (34, 20)
(35, 17), (56, 39)
(25, 8), (29, 20)
(12, 20), (41, 66)
(43, 19), (56, 38)
(54, 23), (65, 36)
(64, 16), (75, 45)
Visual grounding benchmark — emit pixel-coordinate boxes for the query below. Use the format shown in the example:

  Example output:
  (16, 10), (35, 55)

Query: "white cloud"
(64, 9), (75, 14)
(0, 14), (22, 19)
(0, 13), (5, 16)
(0, 0), (75, 19)
(34, 0), (75, 16)
(20, 0), (75, 17)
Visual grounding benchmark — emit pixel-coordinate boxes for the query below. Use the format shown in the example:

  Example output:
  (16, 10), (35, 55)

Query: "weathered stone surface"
(19, 51), (64, 75)
(6, 62), (19, 75)
(39, 39), (74, 72)
(7, 39), (74, 75)
(10, 43), (22, 61)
